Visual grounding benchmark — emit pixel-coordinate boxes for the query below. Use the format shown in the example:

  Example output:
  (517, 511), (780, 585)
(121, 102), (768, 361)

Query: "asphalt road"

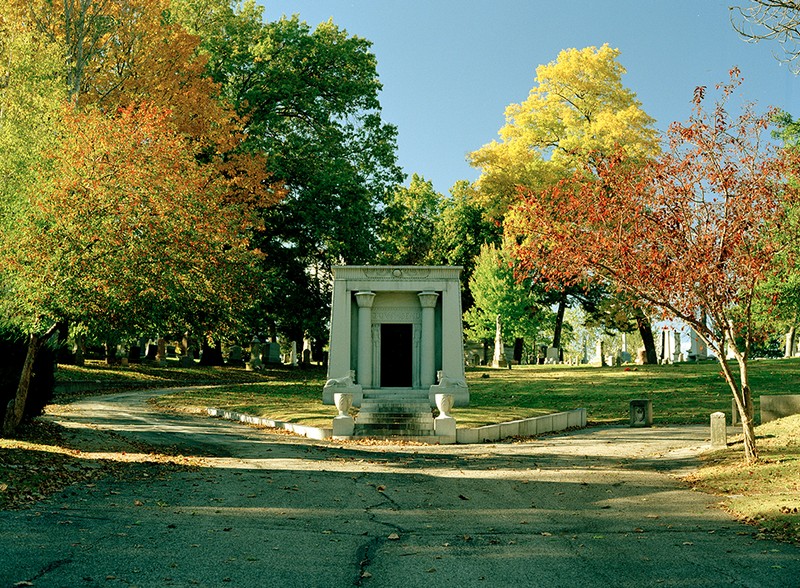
(2, 390), (799, 588)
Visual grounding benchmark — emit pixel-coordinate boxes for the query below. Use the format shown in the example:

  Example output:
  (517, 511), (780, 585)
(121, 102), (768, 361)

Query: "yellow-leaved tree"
(468, 44), (660, 359)
(470, 44), (659, 219)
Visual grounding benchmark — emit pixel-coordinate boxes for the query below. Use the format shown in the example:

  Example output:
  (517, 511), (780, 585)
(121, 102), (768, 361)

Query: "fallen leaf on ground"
(387, 532), (400, 540)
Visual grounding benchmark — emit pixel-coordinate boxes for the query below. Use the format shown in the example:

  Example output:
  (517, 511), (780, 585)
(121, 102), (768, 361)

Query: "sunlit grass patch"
(687, 414), (800, 543)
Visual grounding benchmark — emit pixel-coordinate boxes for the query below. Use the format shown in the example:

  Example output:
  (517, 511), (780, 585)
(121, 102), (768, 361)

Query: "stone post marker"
(710, 411), (727, 448)
(630, 399), (653, 427)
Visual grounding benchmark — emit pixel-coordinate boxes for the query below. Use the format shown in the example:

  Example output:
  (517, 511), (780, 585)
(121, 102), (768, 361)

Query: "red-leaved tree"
(506, 70), (800, 462)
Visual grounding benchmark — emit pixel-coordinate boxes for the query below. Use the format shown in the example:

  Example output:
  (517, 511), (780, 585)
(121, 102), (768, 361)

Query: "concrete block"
(761, 394), (800, 423)
(630, 399), (653, 427)
(519, 418), (538, 436)
(456, 428), (480, 444)
(567, 409), (584, 428)
(500, 421), (520, 439)
(435, 416), (456, 438)
(478, 425), (500, 442)
(332, 415), (355, 437)
(537, 415), (554, 433)
(552, 412), (569, 431)
(710, 412), (727, 448)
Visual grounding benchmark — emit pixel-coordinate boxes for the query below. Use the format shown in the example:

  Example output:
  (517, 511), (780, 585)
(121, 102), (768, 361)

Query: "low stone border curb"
(206, 408), (333, 440)
(207, 407), (587, 444)
(455, 408), (587, 443)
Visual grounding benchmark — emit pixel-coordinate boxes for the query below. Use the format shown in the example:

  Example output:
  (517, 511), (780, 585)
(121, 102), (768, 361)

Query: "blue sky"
(263, 0), (800, 195)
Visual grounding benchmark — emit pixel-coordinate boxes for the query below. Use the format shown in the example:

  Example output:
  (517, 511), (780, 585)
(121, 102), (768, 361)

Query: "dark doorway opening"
(380, 323), (413, 387)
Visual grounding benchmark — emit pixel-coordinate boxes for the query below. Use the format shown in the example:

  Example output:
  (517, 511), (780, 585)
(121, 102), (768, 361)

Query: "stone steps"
(353, 390), (437, 440)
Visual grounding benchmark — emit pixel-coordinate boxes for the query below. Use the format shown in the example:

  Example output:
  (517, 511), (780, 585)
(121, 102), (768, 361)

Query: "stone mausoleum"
(323, 265), (469, 409)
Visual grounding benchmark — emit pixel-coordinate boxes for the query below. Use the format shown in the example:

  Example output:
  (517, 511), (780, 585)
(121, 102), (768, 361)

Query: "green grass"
(137, 358), (800, 428)
(687, 414), (800, 543)
(462, 359), (800, 426)
(56, 359), (274, 385)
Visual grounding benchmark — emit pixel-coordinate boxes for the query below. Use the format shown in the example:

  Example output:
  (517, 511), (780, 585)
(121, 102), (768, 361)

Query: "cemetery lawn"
(686, 414), (800, 544)
(140, 358), (800, 428)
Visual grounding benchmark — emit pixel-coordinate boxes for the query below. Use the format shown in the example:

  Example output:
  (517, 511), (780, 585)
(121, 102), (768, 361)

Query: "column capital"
(355, 291), (376, 308)
(417, 291), (439, 308)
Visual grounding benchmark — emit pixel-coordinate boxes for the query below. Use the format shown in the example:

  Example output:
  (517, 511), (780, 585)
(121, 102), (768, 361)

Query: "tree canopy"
(172, 1), (403, 344)
(469, 44), (659, 220)
(506, 72), (799, 461)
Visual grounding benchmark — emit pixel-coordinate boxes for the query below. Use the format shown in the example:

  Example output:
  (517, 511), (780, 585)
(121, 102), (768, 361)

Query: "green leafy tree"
(378, 174), (442, 265)
(0, 10), (65, 209)
(430, 181), (502, 309)
(464, 244), (548, 364)
(174, 1), (403, 346)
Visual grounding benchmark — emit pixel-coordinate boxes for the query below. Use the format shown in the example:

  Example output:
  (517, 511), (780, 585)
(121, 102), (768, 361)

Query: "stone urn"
(334, 392), (353, 417)
(435, 393), (454, 418)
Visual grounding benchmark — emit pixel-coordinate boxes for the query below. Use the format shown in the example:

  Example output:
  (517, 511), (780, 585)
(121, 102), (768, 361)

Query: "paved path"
(2, 390), (799, 588)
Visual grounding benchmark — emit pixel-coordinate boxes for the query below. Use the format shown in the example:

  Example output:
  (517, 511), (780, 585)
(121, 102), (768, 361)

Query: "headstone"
(672, 331), (682, 362)
(144, 340), (158, 361)
(595, 340), (606, 366)
(689, 328), (708, 360)
(156, 338), (167, 366)
(630, 399), (653, 427)
(635, 348), (647, 365)
(492, 315), (504, 368)
(302, 348), (311, 365)
(710, 412), (727, 448)
(760, 394), (800, 423)
(227, 344), (244, 367)
(620, 333), (631, 363)
(127, 343), (142, 364)
(290, 341), (298, 367)
(260, 341), (281, 364)
(247, 337), (263, 371)
(545, 346), (560, 364)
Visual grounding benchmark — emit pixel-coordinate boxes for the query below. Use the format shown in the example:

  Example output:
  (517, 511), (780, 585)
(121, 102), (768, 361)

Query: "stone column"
(355, 291), (376, 387)
(418, 291), (439, 388)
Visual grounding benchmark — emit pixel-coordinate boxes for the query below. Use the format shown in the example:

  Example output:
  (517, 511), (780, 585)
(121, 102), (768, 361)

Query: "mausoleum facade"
(323, 265), (469, 407)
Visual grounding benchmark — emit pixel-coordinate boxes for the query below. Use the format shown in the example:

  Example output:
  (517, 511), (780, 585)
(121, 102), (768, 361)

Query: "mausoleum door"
(380, 323), (413, 387)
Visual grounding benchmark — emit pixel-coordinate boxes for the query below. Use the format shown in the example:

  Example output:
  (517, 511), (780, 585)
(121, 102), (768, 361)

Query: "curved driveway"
(2, 389), (798, 588)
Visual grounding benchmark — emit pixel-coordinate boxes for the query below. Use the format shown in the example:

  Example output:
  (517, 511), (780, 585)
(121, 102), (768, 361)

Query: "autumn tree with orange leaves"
(506, 71), (800, 462)
(0, 103), (262, 435)
(0, 0), (281, 434)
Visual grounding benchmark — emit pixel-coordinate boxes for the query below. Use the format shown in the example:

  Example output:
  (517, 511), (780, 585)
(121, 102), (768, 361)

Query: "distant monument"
(323, 266), (469, 407)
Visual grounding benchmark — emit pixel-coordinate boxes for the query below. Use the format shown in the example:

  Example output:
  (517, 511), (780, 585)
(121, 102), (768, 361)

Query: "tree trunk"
(634, 308), (657, 364)
(74, 332), (86, 367)
(513, 338), (524, 364)
(104, 338), (118, 365)
(784, 325), (796, 358)
(2, 324), (58, 437)
(718, 355), (758, 462)
(551, 292), (567, 348)
(200, 339), (224, 366)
